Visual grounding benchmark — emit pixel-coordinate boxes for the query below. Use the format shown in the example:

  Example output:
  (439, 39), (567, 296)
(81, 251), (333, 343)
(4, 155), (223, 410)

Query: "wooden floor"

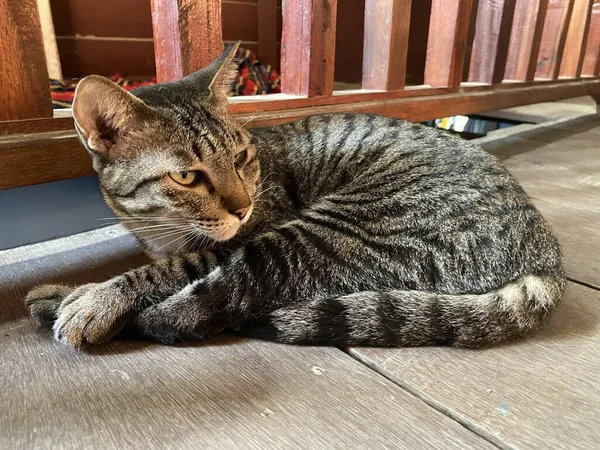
(1, 114), (599, 449)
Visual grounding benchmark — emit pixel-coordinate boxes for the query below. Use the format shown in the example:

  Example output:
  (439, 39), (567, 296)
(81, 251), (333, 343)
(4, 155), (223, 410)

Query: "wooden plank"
(3, 79), (600, 191)
(351, 282), (600, 449)
(223, 1), (259, 42)
(56, 37), (156, 78)
(0, 118), (75, 136)
(150, 0), (224, 83)
(257, 0), (278, 67)
(51, 1), (256, 40)
(280, 0), (338, 96)
(581, 2), (600, 76)
(362, 0), (411, 91)
(0, 131), (94, 190)
(535, 0), (576, 79)
(0, 236), (494, 449)
(0, 0), (53, 120)
(560, 0), (595, 77)
(51, 0), (154, 38)
(504, 0), (550, 81)
(424, 0), (476, 87)
(468, 0), (517, 84)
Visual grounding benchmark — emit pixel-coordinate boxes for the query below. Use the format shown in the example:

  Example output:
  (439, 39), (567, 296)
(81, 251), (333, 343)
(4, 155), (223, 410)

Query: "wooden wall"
(49, 0), (433, 84)
(50, 0), (277, 77)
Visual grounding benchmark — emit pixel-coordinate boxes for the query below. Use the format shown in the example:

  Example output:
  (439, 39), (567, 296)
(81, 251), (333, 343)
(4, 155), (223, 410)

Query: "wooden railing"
(1, 0), (600, 191)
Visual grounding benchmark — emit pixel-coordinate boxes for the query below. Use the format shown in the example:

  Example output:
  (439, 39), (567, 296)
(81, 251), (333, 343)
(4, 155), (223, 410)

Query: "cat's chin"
(209, 225), (240, 242)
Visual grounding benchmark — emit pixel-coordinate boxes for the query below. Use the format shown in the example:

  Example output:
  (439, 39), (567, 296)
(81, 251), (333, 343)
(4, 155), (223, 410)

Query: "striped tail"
(238, 274), (565, 347)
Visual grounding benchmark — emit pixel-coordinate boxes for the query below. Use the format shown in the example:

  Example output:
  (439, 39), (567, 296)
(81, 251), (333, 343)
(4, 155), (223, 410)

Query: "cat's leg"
(114, 219), (372, 343)
(25, 284), (84, 326)
(24, 251), (218, 347)
(124, 279), (217, 344)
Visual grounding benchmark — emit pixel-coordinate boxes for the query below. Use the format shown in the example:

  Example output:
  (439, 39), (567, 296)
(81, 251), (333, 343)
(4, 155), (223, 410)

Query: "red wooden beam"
(362, 0), (411, 91)
(582, 2), (600, 76)
(424, 0), (476, 88)
(281, 0), (338, 97)
(0, 0), (52, 120)
(468, 0), (517, 84)
(560, 0), (594, 77)
(150, 0), (224, 83)
(535, 0), (575, 79)
(505, 0), (549, 81)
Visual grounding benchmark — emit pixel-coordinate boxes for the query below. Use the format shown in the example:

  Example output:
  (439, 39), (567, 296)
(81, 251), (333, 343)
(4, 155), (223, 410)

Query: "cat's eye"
(169, 171), (199, 186)
(234, 149), (248, 166)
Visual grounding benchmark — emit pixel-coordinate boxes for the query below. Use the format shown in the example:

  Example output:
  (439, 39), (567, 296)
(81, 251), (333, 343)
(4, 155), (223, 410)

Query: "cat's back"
(252, 113), (509, 190)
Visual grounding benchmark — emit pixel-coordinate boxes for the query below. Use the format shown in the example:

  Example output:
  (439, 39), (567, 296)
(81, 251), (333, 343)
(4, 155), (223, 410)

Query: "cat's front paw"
(53, 281), (132, 348)
(25, 284), (77, 326)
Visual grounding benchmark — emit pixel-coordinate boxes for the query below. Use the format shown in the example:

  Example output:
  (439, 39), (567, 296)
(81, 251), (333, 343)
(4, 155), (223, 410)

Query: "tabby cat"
(25, 44), (565, 349)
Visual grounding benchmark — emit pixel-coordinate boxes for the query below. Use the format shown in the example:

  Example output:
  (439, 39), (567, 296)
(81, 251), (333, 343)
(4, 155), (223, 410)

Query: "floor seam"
(567, 277), (600, 292)
(339, 347), (516, 450)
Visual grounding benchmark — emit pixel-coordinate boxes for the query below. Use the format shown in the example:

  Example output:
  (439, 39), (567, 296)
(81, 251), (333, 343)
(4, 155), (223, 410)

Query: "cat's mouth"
(193, 205), (253, 242)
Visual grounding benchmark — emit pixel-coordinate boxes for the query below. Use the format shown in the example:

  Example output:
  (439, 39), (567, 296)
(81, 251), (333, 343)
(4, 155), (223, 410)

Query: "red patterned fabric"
(50, 47), (281, 109)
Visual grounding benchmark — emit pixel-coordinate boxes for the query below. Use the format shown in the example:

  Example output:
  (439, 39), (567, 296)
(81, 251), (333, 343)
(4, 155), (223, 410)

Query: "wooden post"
(468, 0), (517, 84)
(582, 2), (600, 76)
(535, 0), (576, 79)
(424, 0), (476, 88)
(0, 0), (53, 120)
(504, 0), (549, 81)
(560, 0), (594, 78)
(281, 0), (338, 97)
(37, 0), (63, 80)
(362, 0), (411, 91)
(150, 0), (224, 83)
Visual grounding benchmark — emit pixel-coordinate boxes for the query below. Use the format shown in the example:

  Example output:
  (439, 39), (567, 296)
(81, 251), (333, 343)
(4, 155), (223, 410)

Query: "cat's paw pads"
(25, 284), (75, 326)
(53, 282), (131, 348)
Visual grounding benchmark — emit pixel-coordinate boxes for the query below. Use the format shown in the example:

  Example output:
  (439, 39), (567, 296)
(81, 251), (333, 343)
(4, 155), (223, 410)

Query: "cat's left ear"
(186, 42), (240, 111)
(208, 42), (240, 109)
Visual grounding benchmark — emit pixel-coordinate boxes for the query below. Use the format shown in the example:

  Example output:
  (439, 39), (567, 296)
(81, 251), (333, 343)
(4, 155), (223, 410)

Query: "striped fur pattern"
(25, 46), (565, 348)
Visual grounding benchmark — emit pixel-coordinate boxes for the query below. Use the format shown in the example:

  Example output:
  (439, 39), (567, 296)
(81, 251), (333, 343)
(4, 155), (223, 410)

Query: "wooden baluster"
(0, 0), (52, 120)
(582, 2), (600, 76)
(468, 0), (517, 84)
(560, 0), (595, 77)
(362, 0), (411, 91)
(150, 0), (224, 83)
(535, 0), (575, 79)
(504, 0), (549, 81)
(258, 0), (279, 69)
(424, 0), (476, 88)
(281, 0), (338, 97)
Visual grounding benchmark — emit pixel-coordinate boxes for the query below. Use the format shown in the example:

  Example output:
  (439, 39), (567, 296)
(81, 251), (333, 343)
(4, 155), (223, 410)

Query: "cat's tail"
(238, 274), (565, 347)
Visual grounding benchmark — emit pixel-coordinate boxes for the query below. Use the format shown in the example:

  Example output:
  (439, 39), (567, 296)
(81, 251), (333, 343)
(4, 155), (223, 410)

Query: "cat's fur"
(25, 44), (565, 349)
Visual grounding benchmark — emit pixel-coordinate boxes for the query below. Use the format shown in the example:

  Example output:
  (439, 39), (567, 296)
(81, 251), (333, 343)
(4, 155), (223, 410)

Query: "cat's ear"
(207, 42), (240, 109)
(185, 42), (240, 111)
(72, 75), (153, 156)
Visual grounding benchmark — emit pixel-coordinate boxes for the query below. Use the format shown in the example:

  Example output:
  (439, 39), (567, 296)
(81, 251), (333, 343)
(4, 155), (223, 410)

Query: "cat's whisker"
(153, 232), (189, 253)
(239, 114), (260, 127)
(125, 223), (191, 233)
(175, 232), (199, 253)
(142, 228), (191, 242)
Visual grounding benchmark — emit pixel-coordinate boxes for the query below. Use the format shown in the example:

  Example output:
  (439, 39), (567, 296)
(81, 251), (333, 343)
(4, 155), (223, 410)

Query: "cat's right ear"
(72, 75), (153, 157)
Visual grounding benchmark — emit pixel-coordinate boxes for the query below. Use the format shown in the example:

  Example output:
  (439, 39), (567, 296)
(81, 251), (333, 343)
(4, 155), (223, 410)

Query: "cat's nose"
(230, 206), (250, 221)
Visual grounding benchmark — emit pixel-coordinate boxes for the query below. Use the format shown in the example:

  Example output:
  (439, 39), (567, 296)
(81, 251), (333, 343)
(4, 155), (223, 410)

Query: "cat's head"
(72, 44), (260, 256)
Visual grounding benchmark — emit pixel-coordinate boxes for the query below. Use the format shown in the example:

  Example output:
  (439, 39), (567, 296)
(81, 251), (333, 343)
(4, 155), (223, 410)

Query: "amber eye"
(234, 149), (248, 166)
(169, 171), (198, 186)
